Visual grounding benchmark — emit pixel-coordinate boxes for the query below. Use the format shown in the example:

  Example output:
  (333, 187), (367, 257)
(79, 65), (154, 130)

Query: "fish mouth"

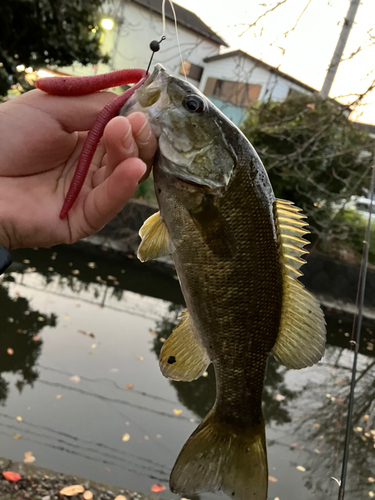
(120, 64), (169, 137)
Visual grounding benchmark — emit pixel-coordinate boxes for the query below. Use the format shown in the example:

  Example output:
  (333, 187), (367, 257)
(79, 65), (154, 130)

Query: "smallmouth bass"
(121, 65), (326, 500)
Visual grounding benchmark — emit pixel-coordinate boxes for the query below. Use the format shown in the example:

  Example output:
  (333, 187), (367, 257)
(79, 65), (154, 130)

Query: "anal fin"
(159, 309), (210, 382)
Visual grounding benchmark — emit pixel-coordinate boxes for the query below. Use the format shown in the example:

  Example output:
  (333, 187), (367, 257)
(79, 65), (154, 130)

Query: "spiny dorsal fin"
(137, 211), (175, 262)
(273, 199), (326, 369)
(159, 309), (211, 382)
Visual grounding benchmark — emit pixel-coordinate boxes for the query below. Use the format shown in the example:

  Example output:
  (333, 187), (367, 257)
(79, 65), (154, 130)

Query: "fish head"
(121, 64), (238, 190)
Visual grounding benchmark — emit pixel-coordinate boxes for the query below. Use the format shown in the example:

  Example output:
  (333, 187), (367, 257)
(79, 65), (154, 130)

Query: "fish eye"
(182, 95), (205, 113)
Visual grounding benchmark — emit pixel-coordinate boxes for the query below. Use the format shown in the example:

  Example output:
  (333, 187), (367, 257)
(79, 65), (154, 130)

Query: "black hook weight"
(146, 36), (166, 74)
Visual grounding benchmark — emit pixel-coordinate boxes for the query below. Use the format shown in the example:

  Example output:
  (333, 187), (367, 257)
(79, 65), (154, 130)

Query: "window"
(179, 61), (204, 82)
(204, 77), (261, 107)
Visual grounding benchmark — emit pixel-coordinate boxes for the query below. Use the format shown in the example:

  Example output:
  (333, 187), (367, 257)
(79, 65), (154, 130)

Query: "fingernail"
(121, 125), (133, 150)
(135, 119), (152, 146)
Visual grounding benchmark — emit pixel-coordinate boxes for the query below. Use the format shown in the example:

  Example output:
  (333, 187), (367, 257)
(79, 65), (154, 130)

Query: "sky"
(174, 0), (375, 125)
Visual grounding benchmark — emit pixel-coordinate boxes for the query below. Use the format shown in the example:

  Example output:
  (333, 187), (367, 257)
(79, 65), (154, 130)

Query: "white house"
(62, 0), (228, 88)
(59, 0), (316, 125)
(199, 50), (316, 125)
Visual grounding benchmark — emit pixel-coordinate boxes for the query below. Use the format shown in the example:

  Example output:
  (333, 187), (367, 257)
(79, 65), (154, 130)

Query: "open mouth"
(136, 64), (167, 108)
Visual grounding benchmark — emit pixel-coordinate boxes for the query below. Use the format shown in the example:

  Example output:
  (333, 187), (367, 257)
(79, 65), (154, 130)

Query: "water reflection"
(0, 276), (56, 403)
(152, 305), (299, 425)
(289, 345), (375, 499)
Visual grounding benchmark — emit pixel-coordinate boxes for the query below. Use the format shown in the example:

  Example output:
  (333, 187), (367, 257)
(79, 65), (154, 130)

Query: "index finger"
(16, 89), (117, 133)
(127, 112), (158, 172)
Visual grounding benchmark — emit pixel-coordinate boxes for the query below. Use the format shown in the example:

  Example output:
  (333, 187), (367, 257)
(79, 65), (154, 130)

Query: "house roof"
(129, 0), (228, 47)
(204, 50), (316, 94)
(354, 121), (375, 136)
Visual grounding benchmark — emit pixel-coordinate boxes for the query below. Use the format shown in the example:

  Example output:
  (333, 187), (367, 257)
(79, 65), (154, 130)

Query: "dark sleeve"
(0, 245), (12, 275)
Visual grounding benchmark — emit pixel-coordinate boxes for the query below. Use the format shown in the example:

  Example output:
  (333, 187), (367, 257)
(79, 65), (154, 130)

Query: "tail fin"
(170, 409), (268, 500)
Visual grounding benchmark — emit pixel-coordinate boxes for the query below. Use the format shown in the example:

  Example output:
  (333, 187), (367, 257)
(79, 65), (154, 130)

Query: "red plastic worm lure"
(36, 68), (148, 219)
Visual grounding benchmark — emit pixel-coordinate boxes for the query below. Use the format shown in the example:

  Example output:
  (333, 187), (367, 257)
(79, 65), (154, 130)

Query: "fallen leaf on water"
(173, 409), (182, 415)
(314, 449), (321, 454)
(91, 344), (97, 349)
(144, 435), (149, 440)
(290, 443), (297, 449)
(78, 330), (95, 338)
(83, 491), (93, 500)
(48, 267), (54, 272)
(369, 477), (375, 483)
(125, 384), (133, 390)
(160, 338), (166, 343)
(13, 433), (22, 439)
(122, 433), (130, 442)
(23, 451), (35, 463)
(72, 269), (80, 275)
(70, 375), (81, 383)
(56, 395), (62, 400)
(103, 467), (109, 471)
(313, 423), (320, 429)
(151, 484), (166, 493)
(354, 427), (363, 433)
(150, 331), (156, 336)
(135, 355), (144, 361)
(268, 476), (278, 482)
(17, 329), (23, 334)
(32, 336), (40, 341)
(296, 465), (306, 472)
(364, 415), (370, 421)
(274, 498), (280, 500)
(3, 471), (22, 482)
(7, 348), (14, 355)
(306, 103), (315, 110)
(107, 275), (116, 281)
(274, 394), (285, 402)
(16, 416), (22, 422)
(37, 316), (45, 322)
(87, 262), (97, 269)
(114, 496), (127, 500)
(23, 259), (30, 264)
(369, 492), (375, 498)
(64, 316), (70, 321)
(59, 484), (84, 496)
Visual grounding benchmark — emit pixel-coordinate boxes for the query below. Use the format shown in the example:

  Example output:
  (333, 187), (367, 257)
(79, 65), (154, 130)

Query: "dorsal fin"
(137, 211), (175, 262)
(159, 309), (211, 381)
(273, 199), (326, 369)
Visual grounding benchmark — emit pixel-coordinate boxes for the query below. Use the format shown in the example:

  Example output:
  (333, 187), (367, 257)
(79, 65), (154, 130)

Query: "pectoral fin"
(159, 309), (210, 381)
(188, 195), (237, 259)
(273, 199), (326, 369)
(137, 211), (175, 262)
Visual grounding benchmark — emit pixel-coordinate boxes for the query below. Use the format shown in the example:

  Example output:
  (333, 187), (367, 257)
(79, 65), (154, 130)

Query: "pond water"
(1, 243), (375, 500)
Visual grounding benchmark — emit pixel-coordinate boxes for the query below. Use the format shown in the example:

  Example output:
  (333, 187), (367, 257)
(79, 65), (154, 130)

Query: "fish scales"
(122, 64), (326, 500)
(155, 162), (283, 427)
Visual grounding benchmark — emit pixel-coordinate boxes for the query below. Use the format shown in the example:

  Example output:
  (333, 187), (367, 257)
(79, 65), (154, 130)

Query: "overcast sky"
(174, 0), (375, 124)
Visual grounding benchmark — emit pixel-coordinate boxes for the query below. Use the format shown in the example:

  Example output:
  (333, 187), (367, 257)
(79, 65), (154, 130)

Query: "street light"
(101, 18), (114, 30)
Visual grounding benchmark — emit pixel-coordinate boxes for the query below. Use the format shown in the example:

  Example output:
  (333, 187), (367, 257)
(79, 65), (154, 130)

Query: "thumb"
(83, 158), (146, 232)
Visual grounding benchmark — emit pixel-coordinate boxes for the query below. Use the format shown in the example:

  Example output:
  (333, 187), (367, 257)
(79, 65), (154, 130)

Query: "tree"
(240, 93), (375, 255)
(0, 0), (109, 96)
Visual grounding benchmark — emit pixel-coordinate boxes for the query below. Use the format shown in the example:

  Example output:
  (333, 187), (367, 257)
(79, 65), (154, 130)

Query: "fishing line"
(337, 162), (375, 500)
(162, 0), (187, 80)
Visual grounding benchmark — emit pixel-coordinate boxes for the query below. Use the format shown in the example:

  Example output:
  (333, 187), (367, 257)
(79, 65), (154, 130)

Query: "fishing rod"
(337, 161), (375, 500)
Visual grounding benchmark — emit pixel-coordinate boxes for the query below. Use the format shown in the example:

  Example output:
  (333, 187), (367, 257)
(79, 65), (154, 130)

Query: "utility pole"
(320, 0), (361, 99)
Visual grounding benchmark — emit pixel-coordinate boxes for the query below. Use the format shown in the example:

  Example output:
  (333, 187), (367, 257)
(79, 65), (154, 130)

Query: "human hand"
(0, 89), (157, 250)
